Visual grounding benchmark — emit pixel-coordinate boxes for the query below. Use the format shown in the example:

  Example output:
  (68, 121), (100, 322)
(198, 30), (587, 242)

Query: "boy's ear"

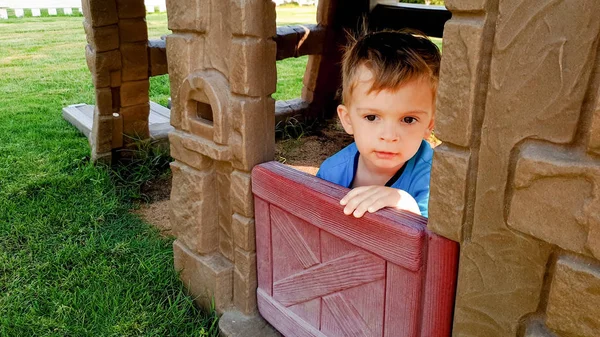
(337, 104), (354, 135)
(423, 113), (435, 138)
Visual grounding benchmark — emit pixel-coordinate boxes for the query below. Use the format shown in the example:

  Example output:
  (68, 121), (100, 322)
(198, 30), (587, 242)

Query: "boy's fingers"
(340, 186), (372, 205)
(367, 190), (399, 213)
(343, 199), (362, 215)
(351, 193), (383, 218)
(343, 189), (377, 216)
(352, 204), (369, 218)
(367, 196), (390, 213)
(343, 187), (380, 211)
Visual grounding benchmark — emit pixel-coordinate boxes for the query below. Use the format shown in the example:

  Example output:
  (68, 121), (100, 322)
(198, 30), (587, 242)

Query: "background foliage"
(400, 0), (445, 5)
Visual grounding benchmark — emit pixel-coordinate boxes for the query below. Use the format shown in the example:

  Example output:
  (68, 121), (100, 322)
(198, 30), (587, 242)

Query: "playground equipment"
(78, 0), (600, 336)
(64, 0), (169, 162)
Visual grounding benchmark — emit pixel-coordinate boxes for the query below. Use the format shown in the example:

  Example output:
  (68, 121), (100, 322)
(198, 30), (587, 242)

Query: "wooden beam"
(274, 24), (326, 60)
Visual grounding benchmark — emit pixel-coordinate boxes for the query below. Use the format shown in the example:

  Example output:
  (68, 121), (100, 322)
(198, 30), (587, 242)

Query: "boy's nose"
(379, 123), (399, 142)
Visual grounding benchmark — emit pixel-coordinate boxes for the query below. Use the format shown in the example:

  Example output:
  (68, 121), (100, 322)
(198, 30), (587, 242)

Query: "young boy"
(316, 30), (441, 218)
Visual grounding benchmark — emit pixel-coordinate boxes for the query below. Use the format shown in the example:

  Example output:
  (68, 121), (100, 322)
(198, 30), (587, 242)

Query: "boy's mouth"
(374, 151), (398, 159)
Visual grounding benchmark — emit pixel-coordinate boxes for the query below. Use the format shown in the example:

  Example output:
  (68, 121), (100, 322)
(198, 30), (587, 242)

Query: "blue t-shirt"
(316, 140), (433, 217)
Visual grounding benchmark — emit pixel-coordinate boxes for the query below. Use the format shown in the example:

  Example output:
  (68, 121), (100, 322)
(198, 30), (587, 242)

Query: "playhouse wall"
(429, 0), (600, 336)
(81, 0), (152, 162)
(165, 0), (277, 315)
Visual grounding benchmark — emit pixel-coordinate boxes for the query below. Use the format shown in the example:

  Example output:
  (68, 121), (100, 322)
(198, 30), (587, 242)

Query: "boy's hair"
(341, 29), (441, 105)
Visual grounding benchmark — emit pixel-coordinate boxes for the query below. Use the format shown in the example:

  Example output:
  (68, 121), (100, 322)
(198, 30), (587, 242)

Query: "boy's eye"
(403, 116), (417, 124)
(365, 115), (377, 121)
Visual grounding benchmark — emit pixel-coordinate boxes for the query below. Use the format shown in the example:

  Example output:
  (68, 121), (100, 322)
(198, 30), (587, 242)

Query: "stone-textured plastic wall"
(82, 0), (151, 162)
(165, 0), (276, 316)
(429, 0), (600, 335)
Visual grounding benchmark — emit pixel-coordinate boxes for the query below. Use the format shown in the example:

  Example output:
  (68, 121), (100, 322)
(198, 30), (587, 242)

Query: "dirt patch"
(140, 175), (172, 202)
(136, 200), (173, 236)
(136, 119), (351, 232)
(134, 175), (174, 237)
(275, 119), (353, 175)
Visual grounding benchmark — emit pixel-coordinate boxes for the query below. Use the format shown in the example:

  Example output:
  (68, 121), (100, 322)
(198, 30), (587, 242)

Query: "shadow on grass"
(0, 144), (219, 336)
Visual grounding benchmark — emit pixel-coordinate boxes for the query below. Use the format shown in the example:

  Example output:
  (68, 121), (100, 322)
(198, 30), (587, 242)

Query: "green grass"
(431, 37), (443, 52)
(0, 13), (221, 337)
(274, 56), (309, 101)
(0, 8), (317, 336)
(149, 74), (171, 107)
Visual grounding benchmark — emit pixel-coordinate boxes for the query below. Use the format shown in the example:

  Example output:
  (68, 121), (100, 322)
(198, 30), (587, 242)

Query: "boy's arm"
(339, 185), (421, 218)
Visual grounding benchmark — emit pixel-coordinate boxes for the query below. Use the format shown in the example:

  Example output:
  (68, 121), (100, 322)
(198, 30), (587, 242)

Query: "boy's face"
(338, 65), (435, 176)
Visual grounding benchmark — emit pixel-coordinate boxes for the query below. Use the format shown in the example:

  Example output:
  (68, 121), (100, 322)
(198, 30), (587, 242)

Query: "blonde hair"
(341, 29), (441, 105)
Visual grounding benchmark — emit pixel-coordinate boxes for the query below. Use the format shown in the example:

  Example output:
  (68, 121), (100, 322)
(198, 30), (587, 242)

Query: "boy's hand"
(339, 186), (421, 218)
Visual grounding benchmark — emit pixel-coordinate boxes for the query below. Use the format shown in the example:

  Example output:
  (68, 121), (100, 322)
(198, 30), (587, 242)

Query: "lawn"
(0, 8), (315, 337)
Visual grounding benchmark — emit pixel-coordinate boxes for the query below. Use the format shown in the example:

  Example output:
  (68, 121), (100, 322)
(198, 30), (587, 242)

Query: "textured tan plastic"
(429, 0), (600, 336)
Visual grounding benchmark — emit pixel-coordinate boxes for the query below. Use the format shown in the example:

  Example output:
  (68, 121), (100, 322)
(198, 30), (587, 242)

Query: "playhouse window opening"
(195, 101), (214, 125)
